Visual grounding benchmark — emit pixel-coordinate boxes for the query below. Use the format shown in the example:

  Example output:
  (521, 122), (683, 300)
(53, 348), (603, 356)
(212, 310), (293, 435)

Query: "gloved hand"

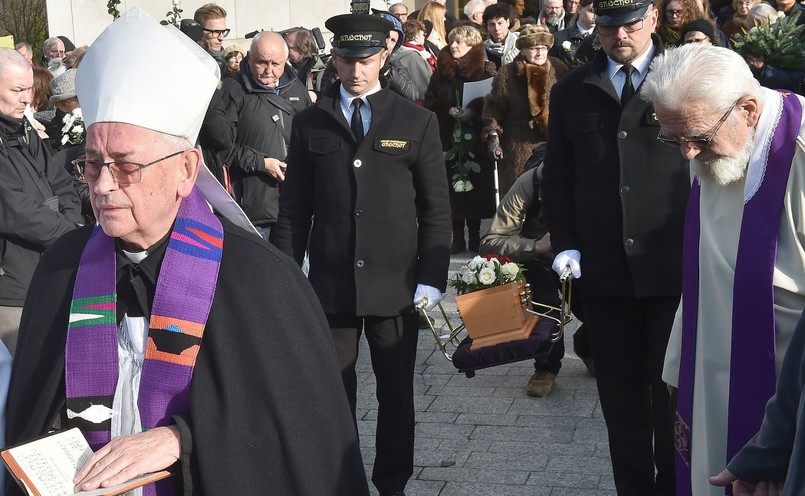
(487, 133), (503, 160)
(552, 249), (581, 279)
(448, 106), (476, 123)
(414, 284), (443, 311)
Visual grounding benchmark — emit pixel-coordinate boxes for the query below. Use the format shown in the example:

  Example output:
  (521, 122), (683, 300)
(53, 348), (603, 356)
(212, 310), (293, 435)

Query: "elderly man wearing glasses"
(643, 43), (805, 496)
(541, 0), (690, 493)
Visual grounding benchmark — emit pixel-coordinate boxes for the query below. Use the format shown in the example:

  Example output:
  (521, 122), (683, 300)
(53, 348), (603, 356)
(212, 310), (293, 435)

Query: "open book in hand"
(1, 427), (171, 496)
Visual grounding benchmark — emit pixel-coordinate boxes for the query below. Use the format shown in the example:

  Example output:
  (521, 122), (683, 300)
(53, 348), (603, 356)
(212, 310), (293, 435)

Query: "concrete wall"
(45, 0), (433, 49)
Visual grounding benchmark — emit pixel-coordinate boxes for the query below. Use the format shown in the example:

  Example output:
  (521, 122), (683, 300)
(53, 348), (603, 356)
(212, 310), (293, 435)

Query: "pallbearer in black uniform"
(272, 13), (452, 496)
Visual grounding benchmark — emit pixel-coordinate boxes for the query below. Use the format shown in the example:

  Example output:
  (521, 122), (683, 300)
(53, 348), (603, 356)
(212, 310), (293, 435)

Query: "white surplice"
(664, 88), (805, 496)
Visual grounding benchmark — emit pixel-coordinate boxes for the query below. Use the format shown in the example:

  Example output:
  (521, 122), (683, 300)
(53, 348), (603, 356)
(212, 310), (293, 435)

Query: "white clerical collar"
(122, 248), (149, 263)
(743, 87), (784, 202)
(339, 81), (382, 111)
(606, 42), (656, 81)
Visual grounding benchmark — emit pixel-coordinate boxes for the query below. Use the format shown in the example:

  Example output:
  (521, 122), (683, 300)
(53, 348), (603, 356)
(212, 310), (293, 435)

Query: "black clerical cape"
(5, 219), (369, 495)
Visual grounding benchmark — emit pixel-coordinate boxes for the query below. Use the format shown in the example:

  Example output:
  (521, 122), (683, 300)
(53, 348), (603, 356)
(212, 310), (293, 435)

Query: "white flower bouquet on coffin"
(448, 255), (539, 350)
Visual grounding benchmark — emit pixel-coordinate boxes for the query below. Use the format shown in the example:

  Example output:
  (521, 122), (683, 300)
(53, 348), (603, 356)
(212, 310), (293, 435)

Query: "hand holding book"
(2, 427), (175, 496)
(73, 425), (180, 493)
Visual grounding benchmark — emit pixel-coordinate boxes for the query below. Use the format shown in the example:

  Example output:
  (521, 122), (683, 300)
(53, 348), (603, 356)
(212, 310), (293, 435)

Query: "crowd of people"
(1, 0), (805, 495)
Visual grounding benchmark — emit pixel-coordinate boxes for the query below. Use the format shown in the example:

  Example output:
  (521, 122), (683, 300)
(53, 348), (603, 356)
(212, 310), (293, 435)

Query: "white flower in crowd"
(749, 26), (759, 34)
(501, 262), (520, 279)
(462, 271), (477, 284)
(463, 180), (473, 191)
(562, 40), (572, 51)
(468, 255), (484, 270)
(453, 180), (465, 192)
(478, 267), (496, 285)
(777, 11), (786, 20)
(484, 258), (501, 269)
(60, 108), (85, 146)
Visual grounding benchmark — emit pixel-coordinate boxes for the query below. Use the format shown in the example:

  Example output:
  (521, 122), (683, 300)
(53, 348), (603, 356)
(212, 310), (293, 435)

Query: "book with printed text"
(1, 427), (171, 496)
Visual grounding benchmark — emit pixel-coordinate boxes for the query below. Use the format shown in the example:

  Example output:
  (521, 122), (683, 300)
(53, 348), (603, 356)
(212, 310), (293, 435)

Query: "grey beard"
(696, 140), (754, 187)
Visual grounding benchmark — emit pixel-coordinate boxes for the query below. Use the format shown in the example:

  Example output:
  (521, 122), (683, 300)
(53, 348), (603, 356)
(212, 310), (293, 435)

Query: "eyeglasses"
(203, 28), (231, 38)
(666, 9), (684, 16)
(684, 36), (710, 44)
(656, 99), (740, 148)
(597, 8), (653, 34)
(72, 150), (186, 184)
(529, 46), (550, 52)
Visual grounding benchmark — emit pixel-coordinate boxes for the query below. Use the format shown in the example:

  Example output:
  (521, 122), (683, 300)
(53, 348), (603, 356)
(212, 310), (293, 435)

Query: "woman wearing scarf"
(482, 25), (568, 199)
(656, 0), (703, 46)
(425, 25), (497, 253)
(403, 19), (437, 72)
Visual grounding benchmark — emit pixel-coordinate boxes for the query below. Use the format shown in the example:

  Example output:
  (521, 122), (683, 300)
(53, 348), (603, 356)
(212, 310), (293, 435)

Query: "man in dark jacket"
(541, 0), (689, 493)
(549, 0), (596, 67)
(221, 31), (311, 239)
(272, 14), (451, 496)
(0, 48), (82, 357)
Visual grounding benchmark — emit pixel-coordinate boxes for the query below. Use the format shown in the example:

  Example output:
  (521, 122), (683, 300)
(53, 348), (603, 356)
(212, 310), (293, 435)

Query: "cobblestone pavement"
(356, 248), (617, 496)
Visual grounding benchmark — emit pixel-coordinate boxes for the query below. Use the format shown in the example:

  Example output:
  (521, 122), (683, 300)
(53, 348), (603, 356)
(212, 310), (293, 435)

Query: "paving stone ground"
(356, 245), (617, 496)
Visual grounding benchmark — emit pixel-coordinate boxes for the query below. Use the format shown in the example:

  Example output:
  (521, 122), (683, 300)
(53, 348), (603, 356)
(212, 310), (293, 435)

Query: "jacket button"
(620, 185), (630, 194)
(356, 260), (365, 268)
(353, 159), (362, 168)
(617, 131), (628, 139)
(624, 238), (634, 247)
(355, 209), (363, 217)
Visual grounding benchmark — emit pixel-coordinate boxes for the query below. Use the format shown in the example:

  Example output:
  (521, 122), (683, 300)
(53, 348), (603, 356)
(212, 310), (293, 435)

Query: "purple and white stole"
(675, 91), (802, 495)
(65, 186), (223, 495)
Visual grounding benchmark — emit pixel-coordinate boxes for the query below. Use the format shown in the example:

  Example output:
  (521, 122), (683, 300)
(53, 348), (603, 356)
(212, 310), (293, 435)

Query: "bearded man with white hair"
(642, 43), (805, 496)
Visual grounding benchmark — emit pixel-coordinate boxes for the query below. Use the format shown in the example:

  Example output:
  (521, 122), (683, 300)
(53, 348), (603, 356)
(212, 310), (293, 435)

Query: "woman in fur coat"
(425, 25), (497, 254)
(482, 25), (568, 198)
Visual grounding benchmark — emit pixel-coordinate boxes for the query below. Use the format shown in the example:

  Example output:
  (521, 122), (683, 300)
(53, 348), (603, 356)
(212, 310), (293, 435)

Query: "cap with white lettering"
(326, 14), (392, 58)
(594, 0), (652, 26)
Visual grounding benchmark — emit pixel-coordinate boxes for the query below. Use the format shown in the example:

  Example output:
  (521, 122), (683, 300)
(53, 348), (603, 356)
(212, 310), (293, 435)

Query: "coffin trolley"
(417, 270), (574, 378)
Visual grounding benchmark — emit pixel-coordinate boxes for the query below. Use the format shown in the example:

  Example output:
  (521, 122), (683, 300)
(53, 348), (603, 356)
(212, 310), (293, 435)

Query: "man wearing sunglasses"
(643, 44), (805, 496)
(541, 0), (689, 493)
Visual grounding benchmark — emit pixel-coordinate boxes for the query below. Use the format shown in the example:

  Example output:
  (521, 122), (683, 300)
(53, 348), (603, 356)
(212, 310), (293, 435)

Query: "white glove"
(552, 249), (581, 279)
(414, 284), (443, 311)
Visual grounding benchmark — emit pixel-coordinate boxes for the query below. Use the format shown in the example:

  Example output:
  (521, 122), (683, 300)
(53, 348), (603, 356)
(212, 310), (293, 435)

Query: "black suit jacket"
(272, 83), (452, 316)
(541, 37), (690, 298)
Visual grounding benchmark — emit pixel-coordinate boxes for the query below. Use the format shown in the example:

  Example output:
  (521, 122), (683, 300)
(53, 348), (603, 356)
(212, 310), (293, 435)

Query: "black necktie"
(351, 98), (364, 143)
(620, 64), (635, 105)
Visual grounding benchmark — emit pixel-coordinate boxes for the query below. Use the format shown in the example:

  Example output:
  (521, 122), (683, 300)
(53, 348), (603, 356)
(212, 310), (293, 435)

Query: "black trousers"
(327, 312), (419, 494)
(582, 293), (678, 496)
(526, 262), (589, 374)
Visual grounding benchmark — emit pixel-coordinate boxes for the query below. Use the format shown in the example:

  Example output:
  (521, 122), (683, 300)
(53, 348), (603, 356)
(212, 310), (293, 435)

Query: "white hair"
(747, 3), (778, 26)
(43, 37), (62, 54)
(159, 132), (193, 151)
(641, 44), (764, 115)
(250, 31), (290, 60)
(464, 0), (487, 17)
